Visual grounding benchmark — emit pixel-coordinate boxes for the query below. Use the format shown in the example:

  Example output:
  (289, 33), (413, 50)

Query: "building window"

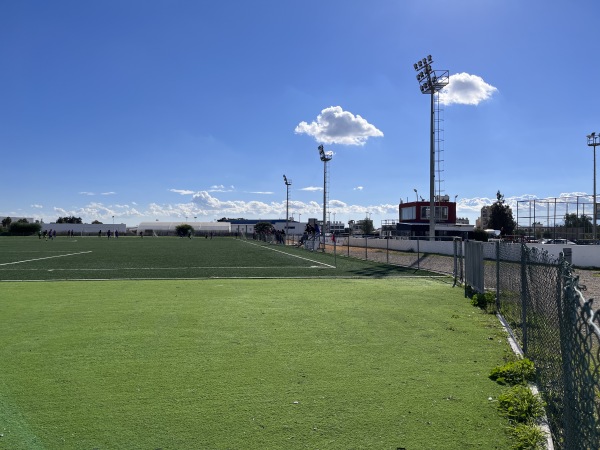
(421, 206), (449, 220)
(400, 206), (416, 221)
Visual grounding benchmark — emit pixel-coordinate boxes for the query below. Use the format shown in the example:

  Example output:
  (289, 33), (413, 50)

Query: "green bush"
(472, 227), (489, 241)
(497, 385), (545, 424)
(508, 423), (546, 450)
(490, 358), (536, 386)
(471, 291), (496, 313)
(175, 223), (194, 237)
(8, 221), (41, 236)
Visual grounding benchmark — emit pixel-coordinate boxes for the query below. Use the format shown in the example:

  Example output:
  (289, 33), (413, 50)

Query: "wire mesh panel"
(558, 266), (600, 449)
(462, 242), (600, 449)
(327, 237), (458, 275)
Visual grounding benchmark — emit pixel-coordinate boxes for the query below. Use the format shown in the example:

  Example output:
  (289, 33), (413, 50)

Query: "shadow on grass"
(346, 263), (437, 278)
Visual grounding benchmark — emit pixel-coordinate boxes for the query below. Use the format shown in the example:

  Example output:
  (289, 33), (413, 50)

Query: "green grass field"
(0, 237), (513, 449)
(0, 236), (430, 281)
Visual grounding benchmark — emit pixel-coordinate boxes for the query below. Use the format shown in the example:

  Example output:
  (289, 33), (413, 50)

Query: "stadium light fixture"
(413, 54), (449, 240)
(283, 174), (292, 242)
(413, 188), (418, 202)
(318, 145), (333, 250)
(587, 132), (600, 242)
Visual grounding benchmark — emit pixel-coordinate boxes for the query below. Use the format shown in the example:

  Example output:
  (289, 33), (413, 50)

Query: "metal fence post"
(496, 240), (501, 312)
(557, 256), (576, 448)
(365, 236), (368, 260)
(453, 238), (458, 286)
(520, 244), (528, 354)
(334, 238), (337, 267)
(386, 234), (389, 265)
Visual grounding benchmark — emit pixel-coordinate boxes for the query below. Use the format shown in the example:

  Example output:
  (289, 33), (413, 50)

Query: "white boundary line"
(0, 251), (93, 266)
(239, 240), (335, 268)
(0, 266), (328, 272)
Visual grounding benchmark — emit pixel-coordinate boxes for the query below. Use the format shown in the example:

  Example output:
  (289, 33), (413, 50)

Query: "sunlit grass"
(1, 278), (512, 449)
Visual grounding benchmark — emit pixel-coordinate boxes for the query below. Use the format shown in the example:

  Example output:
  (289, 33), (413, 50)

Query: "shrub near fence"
(465, 241), (600, 450)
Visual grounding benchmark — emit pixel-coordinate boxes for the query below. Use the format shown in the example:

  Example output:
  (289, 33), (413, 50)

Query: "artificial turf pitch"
(0, 237), (512, 449)
(0, 236), (428, 281)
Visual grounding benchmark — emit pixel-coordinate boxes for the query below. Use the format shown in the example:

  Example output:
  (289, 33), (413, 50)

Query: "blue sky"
(2, 0), (599, 227)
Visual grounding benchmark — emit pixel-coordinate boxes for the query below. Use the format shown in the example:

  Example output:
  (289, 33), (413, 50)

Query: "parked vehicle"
(542, 239), (576, 245)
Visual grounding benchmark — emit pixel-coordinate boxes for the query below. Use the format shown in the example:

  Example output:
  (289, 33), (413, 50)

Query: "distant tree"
(91, 220), (103, 224)
(254, 222), (274, 234)
(175, 223), (194, 237)
(56, 216), (83, 224)
(488, 191), (516, 236)
(360, 218), (374, 235)
(9, 221), (41, 235)
(17, 218), (29, 223)
(2, 216), (12, 228)
(472, 228), (489, 242)
(564, 213), (592, 231)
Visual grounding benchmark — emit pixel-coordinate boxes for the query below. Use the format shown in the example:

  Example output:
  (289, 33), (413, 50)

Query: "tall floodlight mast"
(318, 144), (333, 251)
(283, 174), (292, 244)
(587, 132), (600, 242)
(413, 55), (449, 240)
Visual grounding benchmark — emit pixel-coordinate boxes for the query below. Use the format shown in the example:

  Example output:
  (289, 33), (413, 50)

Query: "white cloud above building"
(295, 106), (384, 146)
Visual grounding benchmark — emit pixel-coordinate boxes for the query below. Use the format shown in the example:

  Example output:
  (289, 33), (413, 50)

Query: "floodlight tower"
(413, 55), (449, 240)
(283, 174), (292, 243)
(318, 144), (333, 250)
(587, 132), (600, 241)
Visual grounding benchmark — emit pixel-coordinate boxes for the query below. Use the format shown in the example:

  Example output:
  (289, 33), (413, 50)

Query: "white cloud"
(79, 191), (95, 196)
(209, 185), (235, 192)
(170, 189), (196, 195)
(439, 73), (498, 106)
(101, 192), (116, 196)
(329, 200), (347, 208)
(30, 204), (43, 208)
(301, 186), (323, 192)
(50, 202), (143, 223)
(27, 190), (599, 228)
(354, 186), (364, 191)
(295, 106), (383, 146)
(247, 191), (274, 195)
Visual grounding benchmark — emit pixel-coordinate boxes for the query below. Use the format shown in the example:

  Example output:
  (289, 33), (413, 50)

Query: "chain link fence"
(465, 241), (600, 449)
(298, 235), (600, 448)
(319, 236), (462, 279)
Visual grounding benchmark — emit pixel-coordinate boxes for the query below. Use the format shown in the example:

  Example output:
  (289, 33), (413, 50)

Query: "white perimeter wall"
(337, 237), (600, 269)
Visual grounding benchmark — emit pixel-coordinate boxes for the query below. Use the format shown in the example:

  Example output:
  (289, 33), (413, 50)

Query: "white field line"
(239, 240), (335, 268)
(0, 251), (93, 266)
(0, 266), (329, 272)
